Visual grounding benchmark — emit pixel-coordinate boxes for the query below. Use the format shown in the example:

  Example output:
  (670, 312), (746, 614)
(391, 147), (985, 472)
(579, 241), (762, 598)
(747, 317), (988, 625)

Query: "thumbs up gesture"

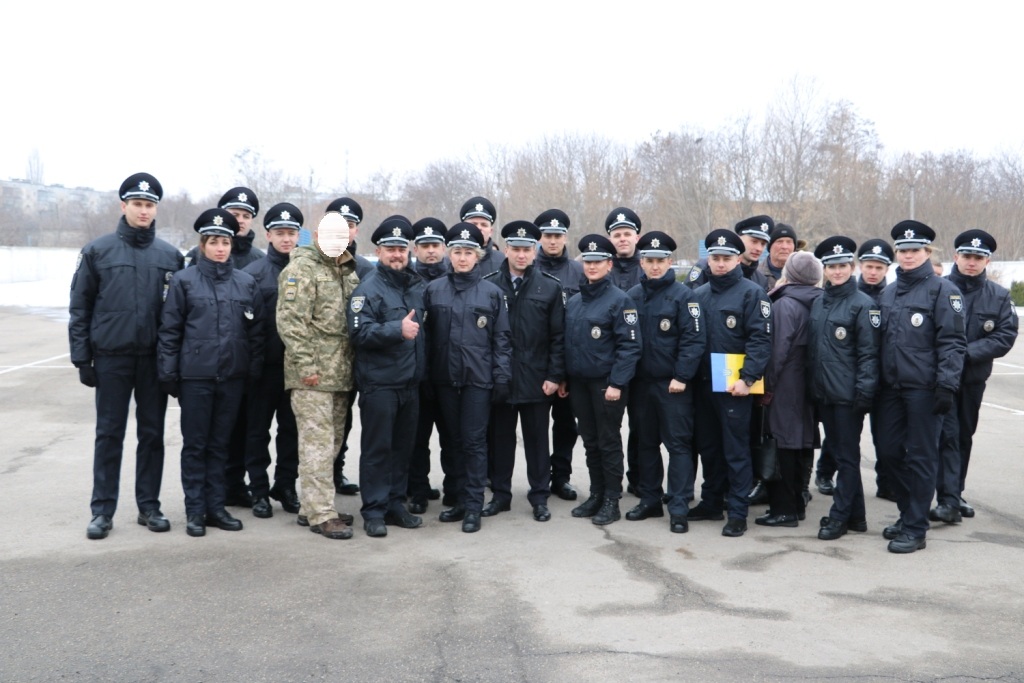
(401, 310), (420, 340)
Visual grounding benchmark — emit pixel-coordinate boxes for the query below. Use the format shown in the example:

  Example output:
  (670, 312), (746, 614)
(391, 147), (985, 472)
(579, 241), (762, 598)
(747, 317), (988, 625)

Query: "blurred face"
(121, 199), (157, 229)
(449, 246), (479, 273)
(266, 227), (299, 254)
(376, 244), (409, 270)
(708, 253), (741, 276)
(466, 217), (492, 242)
(347, 219), (360, 242)
(227, 208), (254, 236)
(202, 235), (232, 262)
(582, 258), (613, 283)
(539, 232), (567, 256)
(859, 261), (888, 286)
(414, 241), (445, 264)
(769, 237), (794, 267)
(640, 256), (671, 279)
(954, 252), (990, 277)
(740, 235), (767, 265)
(609, 227), (638, 257)
(505, 244), (536, 276)
(896, 247), (929, 271)
(825, 262), (853, 286)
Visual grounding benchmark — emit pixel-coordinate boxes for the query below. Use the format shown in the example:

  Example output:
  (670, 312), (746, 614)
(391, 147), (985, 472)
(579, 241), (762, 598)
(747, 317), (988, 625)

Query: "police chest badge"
(477, 315), (488, 328)
(244, 307), (254, 320)
(624, 309), (638, 326)
(726, 315), (737, 329)
(983, 319), (995, 332)
(835, 326), (847, 340)
(869, 310), (881, 328)
(351, 296), (365, 313)
(591, 326), (601, 339)
(659, 318), (671, 331)
(911, 313), (924, 327)
(760, 300), (771, 318)
(949, 294), (963, 313)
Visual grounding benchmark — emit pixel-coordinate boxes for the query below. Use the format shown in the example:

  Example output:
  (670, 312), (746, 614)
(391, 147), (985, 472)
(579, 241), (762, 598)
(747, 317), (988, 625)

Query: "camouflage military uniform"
(277, 245), (360, 527)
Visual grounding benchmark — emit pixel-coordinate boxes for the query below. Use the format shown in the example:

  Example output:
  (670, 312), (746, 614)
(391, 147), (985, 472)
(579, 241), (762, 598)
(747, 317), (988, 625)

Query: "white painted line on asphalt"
(993, 360), (1024, 369)
(0, 365), (69, 370)
(982, 401), (1024, 416)
(0, 353), (70, 375)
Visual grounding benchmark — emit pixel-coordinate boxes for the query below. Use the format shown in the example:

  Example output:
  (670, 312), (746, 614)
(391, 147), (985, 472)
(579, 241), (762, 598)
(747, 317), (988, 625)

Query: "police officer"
(423, 222), (513, 533)
(686, 215), (773, 291)
(158, 209), (266, 536)
(459, 196), (507, 276)
(565, 234), (642, 526)
(534, 208), (583, 502)
(483, 220), (566, 522)
(687, 229), (772, 537)
(933, 229), (1018, 521)
(808, 237), (879, 540)
(625, 231), (705, 533)
(348, 217), (428, 537)
(242, 203), (303, 518)
(70, 172), (184, 540)
(876, 220), (966, 553)
(605, 207), (643, 291)
(407, 217), (452, 512)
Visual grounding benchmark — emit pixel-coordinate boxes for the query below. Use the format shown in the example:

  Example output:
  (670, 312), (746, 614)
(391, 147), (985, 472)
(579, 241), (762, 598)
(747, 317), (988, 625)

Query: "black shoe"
(364, 518), (388, 537)
(592, 498), (621, 526)
(533, 504), (551, 522)
(958, 498), (975, 518)
(428, 488), (441, 501)
(137, 509), (170, 532)
(722, 518), (747, 537)
(625, 502), (664, 521)
(815, 477), (835, 496)
(876, 488), (898, 502)
(552, 481), (578, 501)
(251, 497), (273, 519)
(670, 515), (689, 533)
(408, 498), (428, 515)
(888, 533), (926, 554)
(848, 517), (868, 532)
(206, 509), (243, 531)
(481, 498), (511, 517)
(571, 495), (603, 518)
(818, 518), (848, 540)
(224, 489), (254, 508)
(882, 520), (904, 540)
(269, 485), (300, 514)
(687, 503), (724, 521)
(335, 475), (360, 495)
(755, 512), (799, 527)
(384, 508), (423, 529)
(746, 480), (768, 505)
(929, 503), (962, 524)
(462, 512), (481, 533)
(439, 506), (466, 523)
(186, 514), (206, 537)
(86, 514), (113, 540)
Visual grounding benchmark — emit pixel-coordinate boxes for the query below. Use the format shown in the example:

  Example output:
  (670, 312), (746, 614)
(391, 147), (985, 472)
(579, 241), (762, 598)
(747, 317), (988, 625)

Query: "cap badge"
(872, 246), (882, 254)
(281, 211), (291, 221)
(588, 242), (597, 251)
(717, 236), (727, 246)
(341, 205), (350, 214)
(460, 229), (470, 240)
(238, 193), (247, 202)
(651, 238), (660, 249)
(424, 227), (434, 235)
(475, 203), (484, 212)
(760, 222), (769, 231)
(617, 213), (626, 223)
(550, 219), (559, 227)
(971, 238), (982, 248)
(139, 180), (150, 192)
(212, 215), (224, 226)
(392, 227), (402, 237)
(517, 227), (527, 238)
(833, 245), (843, 254)
(904, 229), (916, 239)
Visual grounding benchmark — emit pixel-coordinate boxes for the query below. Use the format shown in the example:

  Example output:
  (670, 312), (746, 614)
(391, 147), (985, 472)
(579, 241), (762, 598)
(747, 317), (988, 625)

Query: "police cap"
(501, 220), (540, 247)
(534, 208), (570, 234)
(264, 203), (303, 230)
(578, 234), (615, 261)
(891, 220), (935, 250)
(705, 228), (745, 255)
(637, 231), (676, 258)
(194, 208), (239, 237)
(814, 236), (857, 264)
(373, 217), (414, 247)
(119, 173), (162, 203)
(325, 197), (363, 224)
(605, 207), (641, 234)
(412, 217), (447, 244)
(218, 187), (259, 217)
(460, 197), (496, 224)
(954, 229), (996, 257)
(735, 215), (774, 242)
(857, 238), (894, 265)
(446, 222), (485, 248)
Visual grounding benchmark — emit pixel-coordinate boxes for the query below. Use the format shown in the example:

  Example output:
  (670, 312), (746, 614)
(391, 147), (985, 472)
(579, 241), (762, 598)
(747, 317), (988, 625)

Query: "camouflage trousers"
(291, 389), (350, 526)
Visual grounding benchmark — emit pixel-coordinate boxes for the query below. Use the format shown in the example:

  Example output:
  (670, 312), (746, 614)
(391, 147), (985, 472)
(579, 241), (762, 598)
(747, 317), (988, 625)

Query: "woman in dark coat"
(757, 251), (822, 526)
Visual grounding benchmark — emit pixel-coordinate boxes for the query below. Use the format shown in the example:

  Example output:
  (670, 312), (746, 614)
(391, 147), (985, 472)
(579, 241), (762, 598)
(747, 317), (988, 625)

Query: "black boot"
(571, 495), (603, 518)
(592, 498), (621, 526)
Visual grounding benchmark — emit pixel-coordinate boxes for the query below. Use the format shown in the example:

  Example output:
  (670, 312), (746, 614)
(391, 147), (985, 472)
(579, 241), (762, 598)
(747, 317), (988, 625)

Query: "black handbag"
(752, 412), (781, 482)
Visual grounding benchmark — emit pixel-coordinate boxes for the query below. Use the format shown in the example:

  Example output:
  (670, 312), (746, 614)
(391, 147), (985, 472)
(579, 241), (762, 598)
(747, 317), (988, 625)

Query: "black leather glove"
(491, 382), (510, 405)
(854, 394), (873, 415)
(77, 365), (97, 388)
(932, 388), (955, 415)
(160, 381), (180, 399)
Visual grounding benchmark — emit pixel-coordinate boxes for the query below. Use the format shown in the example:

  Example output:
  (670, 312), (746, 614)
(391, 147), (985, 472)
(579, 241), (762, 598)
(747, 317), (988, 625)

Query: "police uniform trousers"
(875, 386), (942, 538)
(358, 386), (419, 521)
(408, 383), (455, 502)
(435, 385), (491, 513)
(549, 394), (576, 487)
(90, 355), (168, 517)
(936, 381), (986, 504)
(631, 380), (695, 516)
(569, 378), (628, 499)
(179, 378), (245, 516)
(245, 364), (298, 499)
(291, 389), (350, 527)
(223, 389), (250, 499)
(490, 401), (552, 507)
(817, 408), (892, 495)
(819, 405), (866, 523)
(692, 382), (754, 520)
(333, 389), (358, 486)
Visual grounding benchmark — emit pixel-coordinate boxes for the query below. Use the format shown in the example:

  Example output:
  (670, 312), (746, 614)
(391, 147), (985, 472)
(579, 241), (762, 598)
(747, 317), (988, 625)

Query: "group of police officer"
(71, 172), (1018, 552)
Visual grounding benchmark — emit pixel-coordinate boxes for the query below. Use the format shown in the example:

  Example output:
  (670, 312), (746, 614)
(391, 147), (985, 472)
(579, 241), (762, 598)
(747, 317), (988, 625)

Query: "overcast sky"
(4, 1), (1020, 199)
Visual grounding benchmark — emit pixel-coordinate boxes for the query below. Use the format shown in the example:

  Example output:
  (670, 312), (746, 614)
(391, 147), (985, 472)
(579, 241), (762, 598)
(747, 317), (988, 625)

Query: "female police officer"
(158, 208), (265, 537)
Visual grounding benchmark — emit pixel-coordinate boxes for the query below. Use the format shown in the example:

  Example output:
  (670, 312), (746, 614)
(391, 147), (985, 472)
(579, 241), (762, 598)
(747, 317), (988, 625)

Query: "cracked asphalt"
(2, 306), (1023, 682)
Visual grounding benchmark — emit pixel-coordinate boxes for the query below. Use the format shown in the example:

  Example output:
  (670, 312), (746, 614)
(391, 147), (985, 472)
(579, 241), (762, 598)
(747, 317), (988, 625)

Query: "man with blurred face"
(459, 196), (506, 277)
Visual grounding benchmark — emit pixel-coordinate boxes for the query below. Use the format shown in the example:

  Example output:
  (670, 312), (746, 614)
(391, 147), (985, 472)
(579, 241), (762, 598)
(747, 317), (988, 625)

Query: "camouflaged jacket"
(277, 245), (359, 392)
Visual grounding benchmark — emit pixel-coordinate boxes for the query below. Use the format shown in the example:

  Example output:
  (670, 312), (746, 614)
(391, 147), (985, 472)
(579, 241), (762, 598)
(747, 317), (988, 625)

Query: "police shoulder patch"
(760, 300), (771, 318)
(688, 266), (702, 282)
(687, 303), (700, 319)
(949, 294), (963, 313)
(75, 252), (83, 272)
(623, 309), (638, 326)
(350, 296), (365, 312)
(869, 310), (881, 329)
